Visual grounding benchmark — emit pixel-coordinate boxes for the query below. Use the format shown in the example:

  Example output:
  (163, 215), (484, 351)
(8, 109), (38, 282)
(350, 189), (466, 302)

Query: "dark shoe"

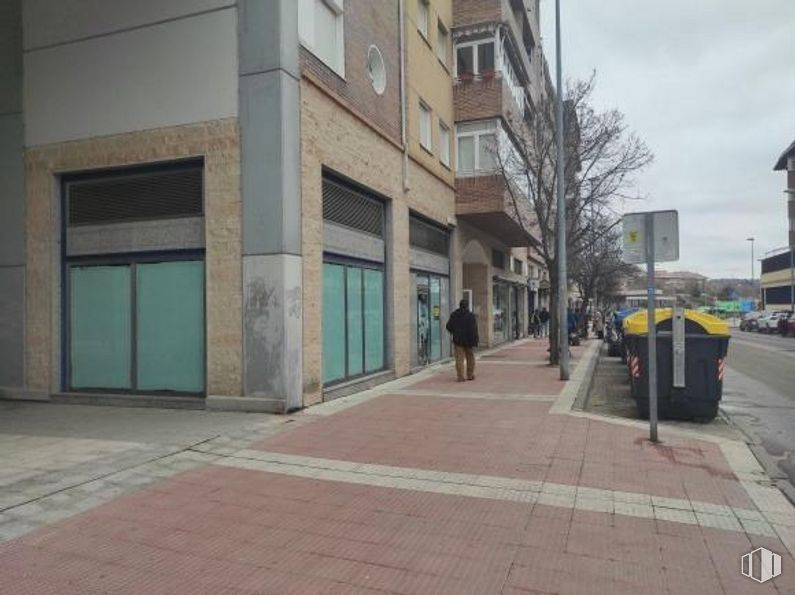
(467, 376), (475, 381)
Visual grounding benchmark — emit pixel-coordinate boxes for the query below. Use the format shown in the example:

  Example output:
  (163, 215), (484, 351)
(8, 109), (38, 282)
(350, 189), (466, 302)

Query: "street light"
(554, 0), (569, 380)
(746, 237), (755, 308)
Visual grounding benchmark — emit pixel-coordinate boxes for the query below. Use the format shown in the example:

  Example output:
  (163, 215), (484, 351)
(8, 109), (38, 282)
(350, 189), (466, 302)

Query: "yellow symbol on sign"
(433, 306), (440, 319)
(629, 231), (639, 243)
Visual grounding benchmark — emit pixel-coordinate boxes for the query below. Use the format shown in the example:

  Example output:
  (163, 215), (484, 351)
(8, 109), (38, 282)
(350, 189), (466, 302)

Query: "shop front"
(62, 161), (207, 396)
(321, 174), (387, 389)
(492, 278), (526, 344)
(409, 215), (452, 369)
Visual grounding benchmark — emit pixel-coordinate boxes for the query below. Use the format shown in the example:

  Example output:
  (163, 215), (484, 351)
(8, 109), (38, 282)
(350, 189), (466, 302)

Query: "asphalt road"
(722, 328), (795, 502)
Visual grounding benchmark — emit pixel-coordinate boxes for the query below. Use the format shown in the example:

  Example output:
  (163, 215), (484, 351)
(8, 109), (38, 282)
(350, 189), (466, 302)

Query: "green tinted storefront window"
(323, 262), (385, 385)
(323, 264), (346, 383)
(70, 266), (132, 389)
(364, 269), (384, 373)
(346, 268), (364, 376)
(136, 261), (205, 392)
(68, 259), (205, 394)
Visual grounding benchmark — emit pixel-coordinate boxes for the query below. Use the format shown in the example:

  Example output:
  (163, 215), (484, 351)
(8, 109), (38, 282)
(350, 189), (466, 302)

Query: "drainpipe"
(399, 0), (410, 192)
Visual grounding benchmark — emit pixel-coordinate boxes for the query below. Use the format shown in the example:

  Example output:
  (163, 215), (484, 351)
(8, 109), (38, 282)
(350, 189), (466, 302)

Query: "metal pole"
(554, 0), (569, 380)
(645, 213), (658, 443)
(790, 245), (794, 312)
(747, 237), (754, 308)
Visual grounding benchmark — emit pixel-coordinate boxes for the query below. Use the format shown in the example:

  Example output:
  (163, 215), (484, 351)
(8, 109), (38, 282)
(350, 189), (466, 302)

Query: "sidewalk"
(1, 339), (795, 594)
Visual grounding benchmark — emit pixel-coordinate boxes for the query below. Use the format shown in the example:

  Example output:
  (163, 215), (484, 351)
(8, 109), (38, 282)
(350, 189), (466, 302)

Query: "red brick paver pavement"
(1, 338), (794, 594)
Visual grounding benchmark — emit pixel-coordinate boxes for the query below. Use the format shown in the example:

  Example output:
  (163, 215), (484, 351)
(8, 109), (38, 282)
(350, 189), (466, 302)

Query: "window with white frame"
(299, 0), (345, 77)
(439, 122), (450, 167)
(499, 32), (526, 116)
(456, 120), (498, 174)
(419, 101), (432, 152)
(417, 0), (429, 39)
(436, 21), (449, 65)
(455, 39), (495, 77)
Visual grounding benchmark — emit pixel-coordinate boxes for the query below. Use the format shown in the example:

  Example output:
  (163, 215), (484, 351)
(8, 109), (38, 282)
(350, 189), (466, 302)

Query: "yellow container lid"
(623, 308), (730, 336)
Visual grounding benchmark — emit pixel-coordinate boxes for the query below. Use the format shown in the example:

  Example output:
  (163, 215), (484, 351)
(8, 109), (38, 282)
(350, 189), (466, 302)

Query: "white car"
(758, 312), (788, 333)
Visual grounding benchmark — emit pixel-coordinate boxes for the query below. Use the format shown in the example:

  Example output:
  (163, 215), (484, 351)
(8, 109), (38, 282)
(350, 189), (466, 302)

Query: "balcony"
(453, 0), (539, 92)
(454, 73), (525, 127)
(455, 174), (535, 246)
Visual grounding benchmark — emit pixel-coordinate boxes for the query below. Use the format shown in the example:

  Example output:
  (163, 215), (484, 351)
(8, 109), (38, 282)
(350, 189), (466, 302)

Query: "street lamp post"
(554, 0), (569, 380)
(746, 237), (755, 308)
(790, 244), (794, 312)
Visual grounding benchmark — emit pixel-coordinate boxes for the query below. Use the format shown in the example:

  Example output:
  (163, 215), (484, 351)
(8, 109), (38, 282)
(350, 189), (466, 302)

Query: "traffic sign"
(622, 210), (679, 264)
(621, 210), (680, 443)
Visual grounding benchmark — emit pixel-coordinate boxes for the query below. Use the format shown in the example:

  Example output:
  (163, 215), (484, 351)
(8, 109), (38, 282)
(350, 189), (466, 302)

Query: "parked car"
(740, 311), (762, 332)
(756, 313), (779, 333)
(777, 312), (793, 335)
(787, 313), (795, 337)
(758, 312), (791, 334)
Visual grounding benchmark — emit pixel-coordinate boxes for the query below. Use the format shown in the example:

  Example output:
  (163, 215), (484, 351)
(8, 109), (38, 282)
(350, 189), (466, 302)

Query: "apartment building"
(451, 0), (549, 346)
(0, 0), (541, 412)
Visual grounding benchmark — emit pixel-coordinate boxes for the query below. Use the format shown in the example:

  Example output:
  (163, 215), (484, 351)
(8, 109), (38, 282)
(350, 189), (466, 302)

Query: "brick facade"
(456, 175), (506, 214)
(24, 119), (242, 397)
(455, 77), (502, 123)
(452, 0), (501, 28)
(300, 0), (402, 147)
(454, 77), (526, 135)
(455, 175), (533, 243)
(300, 69), (458, 404)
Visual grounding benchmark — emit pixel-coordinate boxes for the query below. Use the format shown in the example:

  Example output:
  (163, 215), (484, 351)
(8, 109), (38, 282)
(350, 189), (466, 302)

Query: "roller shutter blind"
(409, 216), (449, 256)
(322, 176), (384, 237)
(67, 162), (203, 226)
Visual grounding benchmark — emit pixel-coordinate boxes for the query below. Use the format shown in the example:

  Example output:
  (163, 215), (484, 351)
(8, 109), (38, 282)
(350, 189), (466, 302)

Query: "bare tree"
(497, 76), (653, 364)
(570, 218), (639, 313)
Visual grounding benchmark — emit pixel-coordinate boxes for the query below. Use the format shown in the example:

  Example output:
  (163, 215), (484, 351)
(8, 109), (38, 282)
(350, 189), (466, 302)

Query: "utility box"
(623, 309), (730, 421)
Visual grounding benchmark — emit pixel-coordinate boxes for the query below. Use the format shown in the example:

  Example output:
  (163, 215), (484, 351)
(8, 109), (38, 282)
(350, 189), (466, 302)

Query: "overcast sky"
(540, 0), (795, 278)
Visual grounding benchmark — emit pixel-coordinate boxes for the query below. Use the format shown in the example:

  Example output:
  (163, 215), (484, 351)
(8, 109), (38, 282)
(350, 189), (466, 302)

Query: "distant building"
(760, 141), (795, 310)
(617, 270), (706, 307)
(774, 139), (795, 248)
(653, 270), (708, 295)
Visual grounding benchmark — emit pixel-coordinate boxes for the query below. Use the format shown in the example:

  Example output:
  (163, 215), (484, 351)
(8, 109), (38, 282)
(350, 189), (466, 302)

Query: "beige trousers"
(454, 345), (476, 381)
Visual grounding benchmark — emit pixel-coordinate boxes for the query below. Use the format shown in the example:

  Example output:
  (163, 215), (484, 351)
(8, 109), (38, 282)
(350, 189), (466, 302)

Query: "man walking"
(529, 309), (541, 338)
(538, 307), (550, 337)
(446, 299), (479, 382)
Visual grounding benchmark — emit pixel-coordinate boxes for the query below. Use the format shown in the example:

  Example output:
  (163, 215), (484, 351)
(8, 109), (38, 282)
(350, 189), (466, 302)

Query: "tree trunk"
(580, 287), (593, 335)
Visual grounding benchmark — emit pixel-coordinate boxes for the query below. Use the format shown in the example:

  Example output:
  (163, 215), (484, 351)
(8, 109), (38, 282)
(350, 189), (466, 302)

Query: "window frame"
(322, 257), (387, 386)
(436, 20), (449, 66)
(417, 0), (429, 40)
(454, 39), (496, 78)
(299, 0), (346, 78)
(438, 120), (451, 168)
(419, 99), (433, 153)
(63, 252), (207, 396)
(456, 120), (499, 175)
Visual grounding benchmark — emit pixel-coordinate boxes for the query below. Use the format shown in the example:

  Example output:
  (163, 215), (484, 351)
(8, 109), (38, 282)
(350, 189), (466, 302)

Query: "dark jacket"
(538, 309), (550, 323)
(567, 311), (578, 333)
(446, 307), (479, 348)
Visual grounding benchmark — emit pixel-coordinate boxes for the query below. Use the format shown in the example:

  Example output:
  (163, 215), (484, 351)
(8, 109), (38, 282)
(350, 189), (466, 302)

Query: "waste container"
(607, 308), (638, 358)
(623, 309), (730, 421)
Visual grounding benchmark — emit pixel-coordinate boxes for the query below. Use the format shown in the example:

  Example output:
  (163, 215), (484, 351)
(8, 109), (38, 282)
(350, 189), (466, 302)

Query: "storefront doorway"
(493, 281), (509, 344)
(511, 285), (520, 340)
(416, 274), (443, 366)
